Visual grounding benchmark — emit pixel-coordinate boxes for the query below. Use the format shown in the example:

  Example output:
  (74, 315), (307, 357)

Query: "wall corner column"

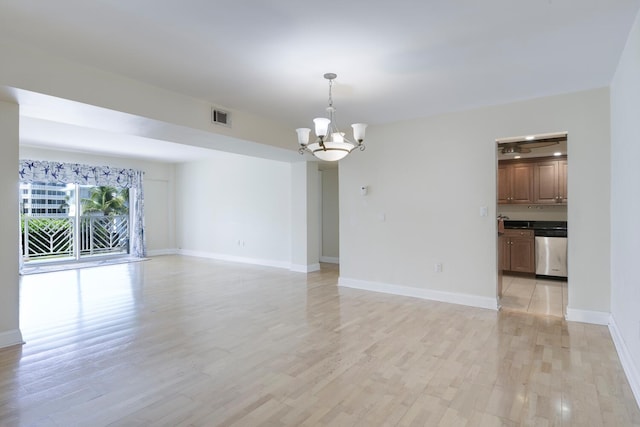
(290, 161), (320, 272)
(0, 100), (23, 348)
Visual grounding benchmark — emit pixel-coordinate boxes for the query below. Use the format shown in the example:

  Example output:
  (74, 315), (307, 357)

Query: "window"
(20, 182), (130, 262)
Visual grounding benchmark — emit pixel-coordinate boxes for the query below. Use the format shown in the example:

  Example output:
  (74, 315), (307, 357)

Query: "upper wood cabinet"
(534, 159), (568, 204)
(498, 156), (567, 205)
(558, 160), (568, 204)
(498, 162), (534, 204)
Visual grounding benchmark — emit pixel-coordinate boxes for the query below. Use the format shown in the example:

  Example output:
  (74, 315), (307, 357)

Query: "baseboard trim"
(147, 248), (178, 257)
(320, 256), (339, 264)
(290, 263), (321, 273)
(0, 329), (24, 349)
(178, 249), (290, 270)
(338, 277), (498, 310)
(565, 308), (611, 325)
(609, 316), (640, 408)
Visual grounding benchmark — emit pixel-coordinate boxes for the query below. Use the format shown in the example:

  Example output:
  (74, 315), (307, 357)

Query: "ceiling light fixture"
(296, 73), (367, 162)
(501, 146), (524, 155)
(499, 138), (562, 155)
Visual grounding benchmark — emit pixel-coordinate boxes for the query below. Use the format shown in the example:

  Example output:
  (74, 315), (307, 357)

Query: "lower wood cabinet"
(500, 229), (535, 273)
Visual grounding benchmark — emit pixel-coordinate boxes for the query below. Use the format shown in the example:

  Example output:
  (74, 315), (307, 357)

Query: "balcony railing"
(22, 215), (129, 262)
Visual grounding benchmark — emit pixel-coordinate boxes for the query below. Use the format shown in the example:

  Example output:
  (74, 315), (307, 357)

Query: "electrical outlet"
(434, 263), (443, 273)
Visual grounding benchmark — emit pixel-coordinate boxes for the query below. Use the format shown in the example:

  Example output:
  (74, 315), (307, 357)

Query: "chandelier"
(296, 73), (367, 162)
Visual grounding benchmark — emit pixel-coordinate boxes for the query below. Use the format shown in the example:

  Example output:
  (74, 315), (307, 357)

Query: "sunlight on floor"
(19, 263), (143, 332)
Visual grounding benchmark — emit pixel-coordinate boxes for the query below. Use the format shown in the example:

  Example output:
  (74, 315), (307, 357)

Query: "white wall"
(610, 9), (640, 405)
(306, 163), (320, 268)
(291, 162), (308, 270)
(19, 146), (176, 254)
(321, 168), (340, 261)
(290, 162), (321, 272)
(0, 101), (22, 348)
(340, 88), (611, 315)
(144, 179), (174, 254)
(176, 151), (292, 268)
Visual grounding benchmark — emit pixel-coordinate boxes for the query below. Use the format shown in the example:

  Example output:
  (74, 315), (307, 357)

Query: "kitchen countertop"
(503, 220), (567, 230)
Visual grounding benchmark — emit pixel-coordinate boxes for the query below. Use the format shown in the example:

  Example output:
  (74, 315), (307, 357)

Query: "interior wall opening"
(496, 132), (569, 318)
(319, 163), (340, 267)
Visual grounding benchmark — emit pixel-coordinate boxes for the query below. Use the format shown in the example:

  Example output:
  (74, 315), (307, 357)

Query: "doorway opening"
(319, 163), (340, 267)
(496, 132), (568, 317)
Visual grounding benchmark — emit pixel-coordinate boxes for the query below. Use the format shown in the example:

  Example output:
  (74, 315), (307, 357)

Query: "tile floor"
(500, 274), (567, 317)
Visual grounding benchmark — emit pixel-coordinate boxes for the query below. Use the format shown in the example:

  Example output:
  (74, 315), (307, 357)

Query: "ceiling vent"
(211, 108), (231, 127)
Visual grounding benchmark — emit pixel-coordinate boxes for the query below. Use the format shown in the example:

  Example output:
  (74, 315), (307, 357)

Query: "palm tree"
(81, 186), (129, 216)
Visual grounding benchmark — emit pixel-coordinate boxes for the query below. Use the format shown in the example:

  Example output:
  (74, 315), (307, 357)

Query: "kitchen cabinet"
(499, 234), (510, 271)
(498, 162), (534, 204)
(534, 159), (568, 204)
(498, 156), (567, 205)
(501, 229), (535, 273)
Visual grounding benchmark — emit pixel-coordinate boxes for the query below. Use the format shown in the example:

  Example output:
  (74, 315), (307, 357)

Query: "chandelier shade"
(313, 118), (331, 137)
(296, 73), (367, 162)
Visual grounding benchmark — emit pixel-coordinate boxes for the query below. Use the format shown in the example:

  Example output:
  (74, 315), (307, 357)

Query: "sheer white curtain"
(18, 160), (147, 261)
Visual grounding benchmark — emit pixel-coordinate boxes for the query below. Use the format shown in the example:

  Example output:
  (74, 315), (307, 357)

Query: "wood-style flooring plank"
(0, 255), (637, 426)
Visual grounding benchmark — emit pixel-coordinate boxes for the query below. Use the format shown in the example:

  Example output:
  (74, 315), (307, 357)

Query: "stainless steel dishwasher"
(534, 222), (568, 278)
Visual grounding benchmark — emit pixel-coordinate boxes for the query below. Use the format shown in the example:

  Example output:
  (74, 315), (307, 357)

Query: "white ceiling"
(1, 0), (639, 161)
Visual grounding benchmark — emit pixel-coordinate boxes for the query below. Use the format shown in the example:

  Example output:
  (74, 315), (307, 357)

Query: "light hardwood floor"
(1, 255), (638, 426)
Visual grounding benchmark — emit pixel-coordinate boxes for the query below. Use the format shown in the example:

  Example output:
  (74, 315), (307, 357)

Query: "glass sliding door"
(20, 183), (130, 264)
(78, 185), (129, 258)
(20, 182), (76, 263)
